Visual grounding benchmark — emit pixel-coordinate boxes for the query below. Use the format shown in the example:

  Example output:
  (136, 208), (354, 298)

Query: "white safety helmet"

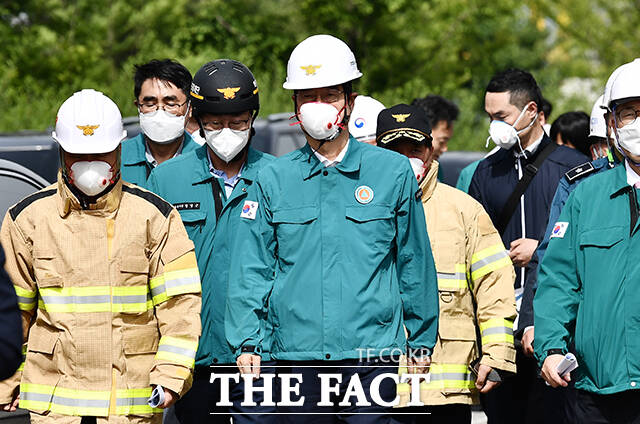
(589, 95), (607, 139)
(52, 89), (127, 154)
(348, 95), (386, 143)
(283, 34), (362, 90)
(604, 58), (640, 112)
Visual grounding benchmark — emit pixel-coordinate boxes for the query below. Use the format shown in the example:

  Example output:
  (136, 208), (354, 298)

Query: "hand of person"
(541, 354), (570, 388)
(475, 364), (501, 393)
(160, 387), (178, 409)
(237, 353), (261, 378)
(509, 238), (539, 267)
(1, 394), (19, 412)
(522, 327), (535, 357)
(407, 355), (431, 375)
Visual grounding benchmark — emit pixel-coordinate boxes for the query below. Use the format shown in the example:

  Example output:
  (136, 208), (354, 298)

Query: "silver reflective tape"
(157, 344), (195, 358)
(471, 251), (508, 272)
(116, 396), (148, 406)
(22, 392), (109, 408)
(430, 372), (471, 382)
(41, 295), (110, 305)
(150, 283), (166, 298)
(112, 294), (149, 304)
(481, 326), (514, 337)
(165, 275), (199, 291)
(17, 296), (37, 304)
(436, 272), (466, 280)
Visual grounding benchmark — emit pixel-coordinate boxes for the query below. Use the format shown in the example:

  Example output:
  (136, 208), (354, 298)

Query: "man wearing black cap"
(378, 104), (517, 423)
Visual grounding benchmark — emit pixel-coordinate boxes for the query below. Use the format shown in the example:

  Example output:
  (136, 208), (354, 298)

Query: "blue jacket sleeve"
(533, 187), (581, 366)
(0, 245), (22, 380)
(225, 178), (276, 356)
(396, 164), (439, 353)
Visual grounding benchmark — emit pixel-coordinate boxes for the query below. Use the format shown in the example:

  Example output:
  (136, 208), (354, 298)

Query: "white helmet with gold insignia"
(52, 89), (127, 154)
(283, 34), (362, 90)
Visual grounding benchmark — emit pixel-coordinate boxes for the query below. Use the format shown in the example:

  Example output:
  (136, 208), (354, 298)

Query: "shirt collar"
(207, 148), (244, 186)
(419, 160), (439, 201)
(313, 138), (350, 167)
(514, 134), (544, 159)
(145, 138), (183, 168)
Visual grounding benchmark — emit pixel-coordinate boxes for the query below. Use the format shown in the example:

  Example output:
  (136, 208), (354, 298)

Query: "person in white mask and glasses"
(466, 68), (587, 424)
(121, 59), (199, 188)
(147, 59), (276, 423)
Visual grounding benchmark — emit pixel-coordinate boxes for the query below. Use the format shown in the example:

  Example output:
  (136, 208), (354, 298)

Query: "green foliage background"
(1, 0), (638, 151)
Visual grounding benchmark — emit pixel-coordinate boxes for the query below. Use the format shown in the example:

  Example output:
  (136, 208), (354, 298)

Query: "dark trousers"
(276, 357), (398, 423)
(481, 351), (567, 424)
(573, 389), (640, 424)
(174, 362), (278, 424)
(392, 404), (471, 424)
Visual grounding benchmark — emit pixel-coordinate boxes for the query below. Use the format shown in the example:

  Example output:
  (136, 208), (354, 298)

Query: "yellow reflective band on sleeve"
(470, 244), (511, 281)
(437, 264), (468, 290)
(163, 268), (201, 297)
(115, 388), (162, 415)
(38, 286), (153, 313)
(149, 275), (169, 305)
(480, 318), (515, 345)
(20, 383), (110, 416)
(17, 344), (26, 371)
(155, 336), (198, 368)
(398, 363), (475, 393)
(14, 285), (37, 311)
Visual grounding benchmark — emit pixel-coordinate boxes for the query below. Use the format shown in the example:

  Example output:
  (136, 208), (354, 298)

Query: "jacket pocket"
(23, 325), (62, 384)
(578, 227), (625, 294)
(272, 206), (318, 261)
(33, 250), (64, 288)
(345, 205), (396, 247)
(123, 326), (158, 390)
(434, 318), (477, 395)
(120, 256), (150, 285)
(178, 210), (207, 227)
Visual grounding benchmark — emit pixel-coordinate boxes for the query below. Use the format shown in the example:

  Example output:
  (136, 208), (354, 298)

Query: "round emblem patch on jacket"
(355, 185), (374, 204)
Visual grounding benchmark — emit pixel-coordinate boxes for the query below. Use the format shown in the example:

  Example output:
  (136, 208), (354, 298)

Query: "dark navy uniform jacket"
(468, 135), (588, 325)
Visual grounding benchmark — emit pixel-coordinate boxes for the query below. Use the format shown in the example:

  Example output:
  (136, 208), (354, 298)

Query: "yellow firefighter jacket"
(398, 161), (517, 406)
(0, 173), (201, 422)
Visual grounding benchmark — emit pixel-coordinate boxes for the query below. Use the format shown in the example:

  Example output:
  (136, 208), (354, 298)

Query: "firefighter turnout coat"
(0, 174), (201, 423)
(399, 161), (517, 406)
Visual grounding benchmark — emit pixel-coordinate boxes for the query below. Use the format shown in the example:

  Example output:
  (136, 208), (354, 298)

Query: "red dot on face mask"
(327, 123), (332, 129)
(101, 179), (107, 186)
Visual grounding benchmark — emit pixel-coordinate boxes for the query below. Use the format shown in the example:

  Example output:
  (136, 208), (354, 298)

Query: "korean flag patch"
(550, 222), (569, 239)
(240, 200), (259, 220)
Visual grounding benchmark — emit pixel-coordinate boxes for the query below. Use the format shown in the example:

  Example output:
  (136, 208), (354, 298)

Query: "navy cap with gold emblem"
(376, 104), (432, 147)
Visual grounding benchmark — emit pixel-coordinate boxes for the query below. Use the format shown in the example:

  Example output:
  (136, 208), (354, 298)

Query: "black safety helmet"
(376, 104), (433, 148)
(190, 59), (260, 118)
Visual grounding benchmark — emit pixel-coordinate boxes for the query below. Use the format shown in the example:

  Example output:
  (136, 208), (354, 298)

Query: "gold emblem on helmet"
(391, 114), (411, 123)
(300, 65), (322, 76)
(76, 125), (100, 136)
(217, 87), (241, 100)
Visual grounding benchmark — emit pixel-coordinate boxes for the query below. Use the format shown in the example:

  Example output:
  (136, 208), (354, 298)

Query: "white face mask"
(139, 109), (186, 144)
(190, 130), (206, 146)
(205, 128), (250, 163)
(299, 102), (343, 141)
(408, 157), (427, 182)
(616, 118), (640, 157)
(70, 161), (113, 196)
(487, 104), (537, 150)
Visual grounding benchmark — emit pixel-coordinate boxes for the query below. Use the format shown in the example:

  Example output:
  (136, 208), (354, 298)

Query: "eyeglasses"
(138, 100), (189, 114)
(201, 118), (251, 131)
(296, 90), (344, 104)
(615, 106), (640, 126)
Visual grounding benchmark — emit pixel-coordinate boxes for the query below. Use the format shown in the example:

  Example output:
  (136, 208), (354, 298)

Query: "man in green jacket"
(535, 58), (640, 422)
(225, 34), (439, 423)
(121, 59), (199, 188)
(148, 59), (275, 423)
